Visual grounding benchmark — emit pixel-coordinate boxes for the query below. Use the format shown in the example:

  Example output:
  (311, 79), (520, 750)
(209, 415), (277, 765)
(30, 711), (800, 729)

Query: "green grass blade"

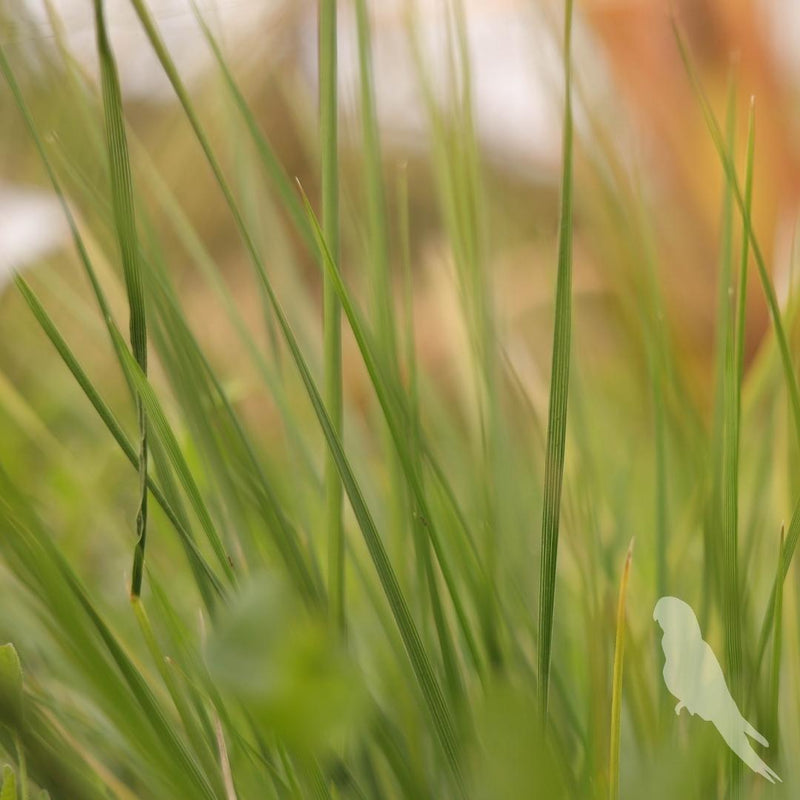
(319, 0), (345, 635)
(0, 475), (219, 800)
(609, 540), (633, 800)
(735, 102), (755, 426)
(538, 0), (575, 725)
(716, 81), (742, 796)
(93, 0), (149, 598)
(768, 527), (784, 753)
(188, 0), (316, 252)
(131, 597), (226, 797)
(14, 276), (225, 604)
(297, 185), (483, 683)
(105, 325), (236, 586)
(672, 21), (800, 449)
(354, 0), (396, 361)
(354, 0), (408, 586)
(143, 265), (322, 604)
(751, 497), (800, 691)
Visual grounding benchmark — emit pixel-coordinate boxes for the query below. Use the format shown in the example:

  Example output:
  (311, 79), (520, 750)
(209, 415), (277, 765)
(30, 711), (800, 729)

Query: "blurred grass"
(0, 0), (797, 798)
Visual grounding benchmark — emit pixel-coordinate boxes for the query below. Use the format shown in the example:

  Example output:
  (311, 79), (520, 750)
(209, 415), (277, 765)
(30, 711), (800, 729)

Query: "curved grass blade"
(93, 0), (149, 597)
(105, 325), (236, 586)
(538, 0), (575, 725)
(609, 539), (633, 800)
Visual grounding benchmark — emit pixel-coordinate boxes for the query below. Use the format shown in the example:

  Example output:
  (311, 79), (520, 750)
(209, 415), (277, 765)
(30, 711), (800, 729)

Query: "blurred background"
(2, 0), (800, 403)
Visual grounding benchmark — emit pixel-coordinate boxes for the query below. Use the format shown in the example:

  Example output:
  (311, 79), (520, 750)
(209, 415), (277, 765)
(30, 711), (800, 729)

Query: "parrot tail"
(756, 761), (782, 784)
(743, 719), (769, 748)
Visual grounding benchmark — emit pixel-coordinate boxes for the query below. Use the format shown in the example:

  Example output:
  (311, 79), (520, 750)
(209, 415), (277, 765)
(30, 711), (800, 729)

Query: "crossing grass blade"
(202, 0), (481, 685)
(538, 0), (575, 725)
(141, 261), (323, 604)
(609, 539), (633, 800)
(297, 184), (481, 684)
(14, 276), (226, 605)
(93, 0), (150, 598)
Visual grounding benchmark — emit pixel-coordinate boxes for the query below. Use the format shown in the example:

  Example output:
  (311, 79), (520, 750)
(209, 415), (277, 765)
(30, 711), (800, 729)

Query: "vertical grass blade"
(672, 22), (800, 449)
(735, 102), (755, 432)
(751, 497), (800, 692)
(538, 0), (575, 725)
(609, 539), (633, 800)
(319, 0), (345, 635)
(93, 0), (149, 598)
(717, 81), (742, 799)
(768, 527), (784, 754)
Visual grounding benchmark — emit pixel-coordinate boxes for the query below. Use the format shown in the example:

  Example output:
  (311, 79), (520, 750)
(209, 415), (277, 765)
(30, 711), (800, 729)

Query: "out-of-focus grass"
(0, 1), (798, 798)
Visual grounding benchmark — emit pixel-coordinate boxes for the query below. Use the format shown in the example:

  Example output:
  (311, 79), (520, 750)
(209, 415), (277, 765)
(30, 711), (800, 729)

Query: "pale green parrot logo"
(653, 596), (781, 784)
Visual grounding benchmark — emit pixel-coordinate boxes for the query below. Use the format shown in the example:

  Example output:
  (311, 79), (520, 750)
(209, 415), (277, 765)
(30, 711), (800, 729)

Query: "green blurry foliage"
(0, 646), (23, 732)
(470, 681), (568, 800)
(206, 573), (367, 753)
(0, 766), (15, 800)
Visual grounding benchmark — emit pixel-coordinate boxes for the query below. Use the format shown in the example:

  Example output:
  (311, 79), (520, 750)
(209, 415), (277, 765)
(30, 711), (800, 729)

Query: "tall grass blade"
(672, 22), (800, 449)
(768, 527), (784, 754)
(93, 0), (149, 598)
(717, 79), (742, 798)
(751, 497), (800, 690)
(538, 0), (575, 725)
(609, 539), (633, 800)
